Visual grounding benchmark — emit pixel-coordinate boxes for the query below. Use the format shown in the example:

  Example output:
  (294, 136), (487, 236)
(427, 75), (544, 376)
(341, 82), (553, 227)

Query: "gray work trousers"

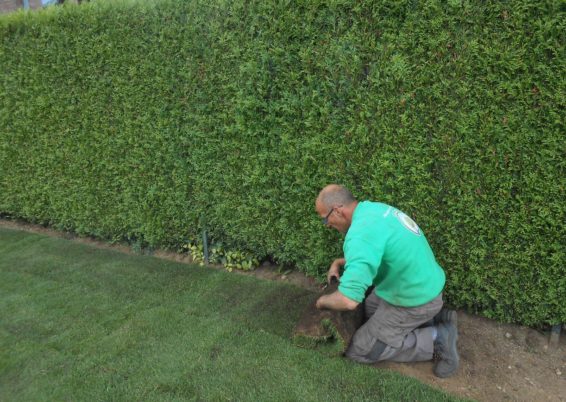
(345, 292), (443, 363)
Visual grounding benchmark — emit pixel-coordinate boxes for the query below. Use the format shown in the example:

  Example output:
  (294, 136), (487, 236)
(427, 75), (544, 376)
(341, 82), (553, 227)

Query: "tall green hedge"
(1, 0), (564, 326)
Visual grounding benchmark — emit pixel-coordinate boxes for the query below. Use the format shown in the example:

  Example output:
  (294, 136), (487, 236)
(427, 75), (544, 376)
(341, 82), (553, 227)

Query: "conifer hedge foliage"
(1, 0), (564, 326)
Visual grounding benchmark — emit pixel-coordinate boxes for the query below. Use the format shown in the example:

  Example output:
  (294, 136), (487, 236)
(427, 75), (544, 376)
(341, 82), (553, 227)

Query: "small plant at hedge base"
(182, 242), (206, 266)
(222, 250), (259, 272)
(182, 241), (259, 272)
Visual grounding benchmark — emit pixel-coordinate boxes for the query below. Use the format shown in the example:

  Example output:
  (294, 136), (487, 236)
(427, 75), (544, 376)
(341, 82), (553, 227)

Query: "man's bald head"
(316, 184), (357, 209)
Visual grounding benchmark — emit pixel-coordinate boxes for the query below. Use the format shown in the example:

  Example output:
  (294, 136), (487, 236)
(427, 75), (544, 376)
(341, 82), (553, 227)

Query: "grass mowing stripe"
(0, 228), (466, 401)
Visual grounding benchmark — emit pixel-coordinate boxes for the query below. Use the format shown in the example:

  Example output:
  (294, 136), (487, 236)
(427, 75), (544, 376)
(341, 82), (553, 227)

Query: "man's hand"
(317, 258), (358, 310)
(316, 290), (359, 311)
(327, 258), (346, 284)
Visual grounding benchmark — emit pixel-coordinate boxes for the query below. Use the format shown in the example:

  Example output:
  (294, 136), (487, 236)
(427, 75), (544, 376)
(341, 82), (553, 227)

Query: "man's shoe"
(433, 322), (459, 378)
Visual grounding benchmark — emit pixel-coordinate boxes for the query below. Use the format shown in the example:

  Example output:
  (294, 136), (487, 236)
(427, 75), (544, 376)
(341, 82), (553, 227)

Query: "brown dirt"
(1, 218), (564, 402)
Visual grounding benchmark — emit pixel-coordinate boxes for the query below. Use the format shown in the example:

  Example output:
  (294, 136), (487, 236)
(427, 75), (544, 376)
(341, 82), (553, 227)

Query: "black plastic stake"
(202, 228), (209, 265)
(549, 324), (561, 348)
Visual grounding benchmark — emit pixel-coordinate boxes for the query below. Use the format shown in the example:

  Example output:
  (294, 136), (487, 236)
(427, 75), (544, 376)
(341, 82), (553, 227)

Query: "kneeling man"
(315, 184), (459, 378)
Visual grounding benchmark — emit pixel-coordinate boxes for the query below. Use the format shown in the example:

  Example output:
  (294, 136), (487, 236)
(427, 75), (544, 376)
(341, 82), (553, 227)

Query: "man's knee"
(345, 338), (387, 364)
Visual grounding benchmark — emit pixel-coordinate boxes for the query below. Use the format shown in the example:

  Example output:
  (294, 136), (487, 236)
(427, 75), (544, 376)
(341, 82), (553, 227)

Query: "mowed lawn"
(0, 228), (463, 401)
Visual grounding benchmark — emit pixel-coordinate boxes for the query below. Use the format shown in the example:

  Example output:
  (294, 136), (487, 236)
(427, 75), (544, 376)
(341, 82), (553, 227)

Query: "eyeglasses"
(322, 207), (335, 225)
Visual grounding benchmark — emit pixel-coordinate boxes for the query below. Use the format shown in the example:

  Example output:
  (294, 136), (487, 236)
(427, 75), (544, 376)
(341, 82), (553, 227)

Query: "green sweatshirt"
(338, 201), (445, 307)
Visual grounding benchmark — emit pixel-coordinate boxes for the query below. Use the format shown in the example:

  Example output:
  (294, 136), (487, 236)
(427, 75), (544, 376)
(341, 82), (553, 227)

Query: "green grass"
(0, 228), (465, 401)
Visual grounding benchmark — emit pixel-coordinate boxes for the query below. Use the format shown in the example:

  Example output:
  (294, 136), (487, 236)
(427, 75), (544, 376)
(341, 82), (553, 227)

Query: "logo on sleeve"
(394, 211), (421, 236)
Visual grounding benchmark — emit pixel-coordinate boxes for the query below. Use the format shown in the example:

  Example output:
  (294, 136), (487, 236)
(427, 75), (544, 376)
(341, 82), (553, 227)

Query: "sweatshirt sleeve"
(338, 236), (384, 303)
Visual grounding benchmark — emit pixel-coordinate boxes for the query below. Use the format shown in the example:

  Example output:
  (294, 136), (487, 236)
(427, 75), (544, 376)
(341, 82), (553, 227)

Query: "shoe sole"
(434, 309), (458, 328)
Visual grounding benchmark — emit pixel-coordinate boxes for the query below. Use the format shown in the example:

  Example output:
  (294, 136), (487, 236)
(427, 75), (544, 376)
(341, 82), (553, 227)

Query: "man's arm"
(316, 290), (359, 311)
